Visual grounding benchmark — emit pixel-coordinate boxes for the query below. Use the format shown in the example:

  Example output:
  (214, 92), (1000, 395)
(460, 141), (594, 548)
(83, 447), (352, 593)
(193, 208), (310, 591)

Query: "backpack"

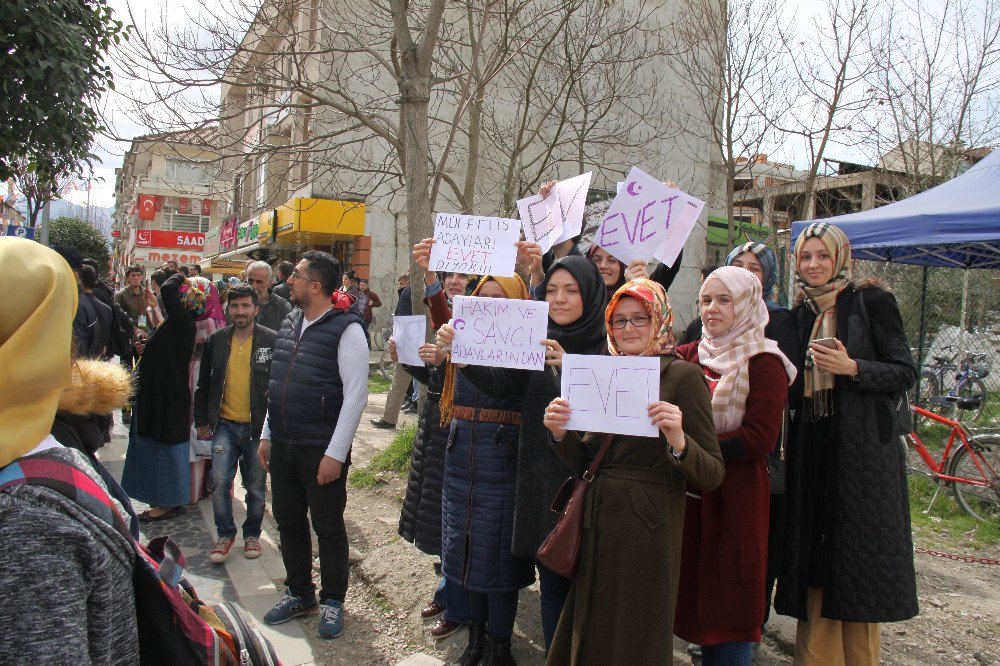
(0, 452), (281, 666)
(108, 302), (135, 358)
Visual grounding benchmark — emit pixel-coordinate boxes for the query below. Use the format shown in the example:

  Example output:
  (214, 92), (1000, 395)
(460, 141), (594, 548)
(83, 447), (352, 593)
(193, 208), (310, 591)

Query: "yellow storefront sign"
(258, 197), (366, 245)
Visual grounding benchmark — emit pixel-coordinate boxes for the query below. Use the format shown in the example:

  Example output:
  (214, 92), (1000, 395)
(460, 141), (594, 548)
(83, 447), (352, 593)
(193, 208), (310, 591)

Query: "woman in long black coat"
(775, 223), (917, 665)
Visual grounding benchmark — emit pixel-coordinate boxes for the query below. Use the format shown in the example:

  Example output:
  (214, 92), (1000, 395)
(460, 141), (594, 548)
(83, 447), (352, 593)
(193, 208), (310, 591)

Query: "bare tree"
(667, 0), (793, 246)
(779, 0), (880, 220)
(860, 0), (1000, 188)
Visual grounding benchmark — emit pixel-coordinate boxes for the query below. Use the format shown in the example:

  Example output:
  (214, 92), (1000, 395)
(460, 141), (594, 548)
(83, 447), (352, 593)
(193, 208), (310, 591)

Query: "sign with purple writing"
(429, 213), (520, 277)
(450, 296), (549, 371)
(561, 354), (660, 437)
(392, 315), (427, 366)
(595, 167), (704, 266)
(516, 172), (592, 253)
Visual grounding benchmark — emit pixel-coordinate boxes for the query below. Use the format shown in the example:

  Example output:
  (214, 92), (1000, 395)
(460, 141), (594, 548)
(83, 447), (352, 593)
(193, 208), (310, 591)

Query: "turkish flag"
(154, 195), (165, 211)
(138, 195), (156, 221)
(178, 198), (191, 214)
(201, 199), (212, 216)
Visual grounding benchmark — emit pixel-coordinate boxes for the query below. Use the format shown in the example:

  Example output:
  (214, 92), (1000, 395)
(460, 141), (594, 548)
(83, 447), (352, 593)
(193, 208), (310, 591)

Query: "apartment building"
(206, 0), (720, 322)
(112, 128), (234, 277)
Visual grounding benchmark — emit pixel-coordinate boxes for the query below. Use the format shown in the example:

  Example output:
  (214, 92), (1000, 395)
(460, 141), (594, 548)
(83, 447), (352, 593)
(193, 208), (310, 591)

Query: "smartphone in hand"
(811, 337), (838, 350)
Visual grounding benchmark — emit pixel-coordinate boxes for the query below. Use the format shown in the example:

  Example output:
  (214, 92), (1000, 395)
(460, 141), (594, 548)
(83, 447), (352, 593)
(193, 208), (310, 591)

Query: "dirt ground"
(313, 396), (1000, 665)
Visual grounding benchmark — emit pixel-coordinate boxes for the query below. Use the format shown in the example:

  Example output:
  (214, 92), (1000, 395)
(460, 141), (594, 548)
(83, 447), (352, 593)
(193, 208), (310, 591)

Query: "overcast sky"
(74, 0), (985, 211)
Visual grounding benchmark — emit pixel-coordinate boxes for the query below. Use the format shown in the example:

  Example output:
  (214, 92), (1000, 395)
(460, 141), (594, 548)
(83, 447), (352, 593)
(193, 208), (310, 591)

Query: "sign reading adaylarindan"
(450, 296), (549, 371)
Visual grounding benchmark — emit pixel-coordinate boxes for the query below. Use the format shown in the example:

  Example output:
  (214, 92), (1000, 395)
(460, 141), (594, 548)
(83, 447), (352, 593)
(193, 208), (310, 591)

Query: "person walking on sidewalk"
(371, 273), (415, 429)
(258, 251), (369, 640)
(247, 261), (292, 332)
(194, 283), (276, 564)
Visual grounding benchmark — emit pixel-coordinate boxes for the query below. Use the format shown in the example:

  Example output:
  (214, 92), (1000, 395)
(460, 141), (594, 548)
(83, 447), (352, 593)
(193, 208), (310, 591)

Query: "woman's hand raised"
(540, 338), (566, 368)
(418, 343), (446, 367)
(544, 397), (571, 441)
(624, 259), (649, 282)
(649, 401), (686, 454)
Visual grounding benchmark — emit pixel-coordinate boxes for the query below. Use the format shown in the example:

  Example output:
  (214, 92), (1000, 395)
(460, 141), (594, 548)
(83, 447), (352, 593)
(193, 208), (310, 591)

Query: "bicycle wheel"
(372, 325), (387, 351)
(378, 348), (395, 381)
(949, 435), (1000, 522)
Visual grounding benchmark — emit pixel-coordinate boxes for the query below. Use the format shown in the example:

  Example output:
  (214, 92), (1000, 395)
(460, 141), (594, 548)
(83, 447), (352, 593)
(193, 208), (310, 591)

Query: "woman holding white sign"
(542, 278), (724, 664)
(672, 266), (796, 665)
(457, 255), (609, 651)
(435, 275), (535, 666)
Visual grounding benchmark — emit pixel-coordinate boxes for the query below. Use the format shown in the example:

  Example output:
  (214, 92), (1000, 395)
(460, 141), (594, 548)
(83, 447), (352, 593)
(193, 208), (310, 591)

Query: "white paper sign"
(392, 315), (427, 366)
(450, 296), (549, 371)
(515, 172), (592, 253)
(429, 213), (520, 277)
(561, 354), (660, 437)
(594, 167), (704, 266)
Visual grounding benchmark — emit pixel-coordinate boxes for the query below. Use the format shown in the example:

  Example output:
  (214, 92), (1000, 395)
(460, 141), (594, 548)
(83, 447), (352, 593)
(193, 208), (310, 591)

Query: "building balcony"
(136, 176), (231, 199)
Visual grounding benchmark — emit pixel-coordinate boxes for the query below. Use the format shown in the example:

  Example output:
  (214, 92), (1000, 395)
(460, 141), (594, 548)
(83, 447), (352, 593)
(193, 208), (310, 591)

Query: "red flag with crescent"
(154, 195), (165, 211)
(201, 199), (212, 216)
(138, 195), (156, 221)
(178, 197), (191, 214)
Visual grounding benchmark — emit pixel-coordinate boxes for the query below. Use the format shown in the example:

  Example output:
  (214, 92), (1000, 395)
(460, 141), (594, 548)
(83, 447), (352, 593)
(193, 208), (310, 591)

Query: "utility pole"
(40, 199), (51, 246)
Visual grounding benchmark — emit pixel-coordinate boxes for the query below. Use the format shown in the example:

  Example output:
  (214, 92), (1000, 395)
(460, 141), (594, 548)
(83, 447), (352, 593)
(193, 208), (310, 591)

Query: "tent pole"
(959, 268), (970, 358)
(916, 265), (929, 410)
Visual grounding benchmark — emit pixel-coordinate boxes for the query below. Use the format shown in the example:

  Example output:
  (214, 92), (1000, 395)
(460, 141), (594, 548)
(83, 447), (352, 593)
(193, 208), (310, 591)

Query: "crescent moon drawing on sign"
(625, 181), (641, 196)
(453, 319), (466, 331)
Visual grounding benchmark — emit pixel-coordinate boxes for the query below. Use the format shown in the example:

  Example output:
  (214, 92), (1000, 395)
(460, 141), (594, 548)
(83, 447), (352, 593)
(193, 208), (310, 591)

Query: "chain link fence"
(771, 244), (1000, 428)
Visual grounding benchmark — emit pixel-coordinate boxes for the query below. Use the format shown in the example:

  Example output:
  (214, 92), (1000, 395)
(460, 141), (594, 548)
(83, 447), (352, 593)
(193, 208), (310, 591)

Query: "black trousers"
(270, 440), (350, 603)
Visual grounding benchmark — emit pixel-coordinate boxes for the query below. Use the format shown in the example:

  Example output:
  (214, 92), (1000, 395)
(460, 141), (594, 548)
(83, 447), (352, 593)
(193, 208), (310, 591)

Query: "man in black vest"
(258, 251), (368, 640)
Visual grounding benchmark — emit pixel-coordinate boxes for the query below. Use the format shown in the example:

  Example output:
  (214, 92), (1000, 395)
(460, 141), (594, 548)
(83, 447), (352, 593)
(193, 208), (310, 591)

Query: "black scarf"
(538, 255), (608, 355)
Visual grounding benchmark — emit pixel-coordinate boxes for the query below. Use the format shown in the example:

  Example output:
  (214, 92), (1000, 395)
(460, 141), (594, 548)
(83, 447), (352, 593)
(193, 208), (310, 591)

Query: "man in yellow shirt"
(194, 284), (277, 563)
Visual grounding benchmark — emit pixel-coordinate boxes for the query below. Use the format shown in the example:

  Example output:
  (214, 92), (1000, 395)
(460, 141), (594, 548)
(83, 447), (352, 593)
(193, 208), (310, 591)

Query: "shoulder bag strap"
(583, 434), (615, 482)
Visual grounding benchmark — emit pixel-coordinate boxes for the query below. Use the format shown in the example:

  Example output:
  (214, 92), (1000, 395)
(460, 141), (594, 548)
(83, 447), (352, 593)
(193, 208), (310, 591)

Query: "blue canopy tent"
(790, 148), (1000, 395)
(791, 148), (1000, 269)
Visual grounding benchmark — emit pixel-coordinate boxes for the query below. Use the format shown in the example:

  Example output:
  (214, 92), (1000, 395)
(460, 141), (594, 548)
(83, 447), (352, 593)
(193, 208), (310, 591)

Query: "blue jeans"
(701, 641), (753, 665)
(211, 419), (266, 540)
(434, 576), (470, 623)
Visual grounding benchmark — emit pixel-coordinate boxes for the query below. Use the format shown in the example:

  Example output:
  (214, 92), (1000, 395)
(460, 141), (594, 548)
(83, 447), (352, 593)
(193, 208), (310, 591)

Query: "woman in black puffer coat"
(397, 361), (446, 555)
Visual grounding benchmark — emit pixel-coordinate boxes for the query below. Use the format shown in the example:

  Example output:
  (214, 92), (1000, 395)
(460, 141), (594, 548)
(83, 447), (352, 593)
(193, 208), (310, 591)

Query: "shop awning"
(258, 197), (366, 247)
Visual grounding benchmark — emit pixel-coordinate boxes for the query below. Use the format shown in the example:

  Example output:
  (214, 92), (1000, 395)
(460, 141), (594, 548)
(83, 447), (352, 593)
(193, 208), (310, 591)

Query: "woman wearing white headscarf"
(674, 266), (796, 665)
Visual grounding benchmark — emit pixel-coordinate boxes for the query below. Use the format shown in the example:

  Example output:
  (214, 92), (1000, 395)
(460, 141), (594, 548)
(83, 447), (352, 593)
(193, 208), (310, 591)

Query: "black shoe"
(369, 418), (397, 430)
(482, 634), (516, 666)
(453, 621), (486, 666)
(403, 403), (419, 415)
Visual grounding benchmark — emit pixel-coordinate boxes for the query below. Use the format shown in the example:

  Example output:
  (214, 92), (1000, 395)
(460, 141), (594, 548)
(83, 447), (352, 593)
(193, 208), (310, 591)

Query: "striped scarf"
(697, 267), (796, 433)
(794, 222), (852, 421)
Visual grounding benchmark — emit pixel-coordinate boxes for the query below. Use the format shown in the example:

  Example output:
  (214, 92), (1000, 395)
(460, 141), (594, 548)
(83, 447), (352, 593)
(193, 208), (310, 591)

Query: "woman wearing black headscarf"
(459, 255), (608, 650)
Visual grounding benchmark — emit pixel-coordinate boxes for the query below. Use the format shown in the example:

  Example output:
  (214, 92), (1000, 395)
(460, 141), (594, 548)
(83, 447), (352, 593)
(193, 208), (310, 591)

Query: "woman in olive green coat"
(543, 278), (724, 665)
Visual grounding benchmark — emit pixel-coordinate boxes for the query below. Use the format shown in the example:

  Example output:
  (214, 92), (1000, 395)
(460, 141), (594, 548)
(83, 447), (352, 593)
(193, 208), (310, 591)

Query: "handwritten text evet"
(516, 172), (592, 253)
(560, 354), (660, 437)
(595, 167), (704, 266)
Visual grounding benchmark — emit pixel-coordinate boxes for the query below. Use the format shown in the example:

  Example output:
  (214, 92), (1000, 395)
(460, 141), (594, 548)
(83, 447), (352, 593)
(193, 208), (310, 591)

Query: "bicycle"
(916, 347), (989, 423)
(903, 400), (1000, 522)
(370, 322), (392, 351)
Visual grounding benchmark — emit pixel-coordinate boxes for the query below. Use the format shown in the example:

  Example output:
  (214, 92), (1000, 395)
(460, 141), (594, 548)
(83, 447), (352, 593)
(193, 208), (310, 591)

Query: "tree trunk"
(398, 44), (434, 318)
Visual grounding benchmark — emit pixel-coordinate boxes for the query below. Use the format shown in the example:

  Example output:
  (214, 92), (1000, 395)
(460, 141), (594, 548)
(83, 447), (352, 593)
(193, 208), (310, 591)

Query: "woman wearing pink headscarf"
(673, 266), (796, 665)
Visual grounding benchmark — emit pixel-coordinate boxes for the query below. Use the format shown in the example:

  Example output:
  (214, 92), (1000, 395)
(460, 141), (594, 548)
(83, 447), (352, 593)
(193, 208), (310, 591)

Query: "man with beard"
(194, 283), (276, 563)
(258, 251), (368, 640)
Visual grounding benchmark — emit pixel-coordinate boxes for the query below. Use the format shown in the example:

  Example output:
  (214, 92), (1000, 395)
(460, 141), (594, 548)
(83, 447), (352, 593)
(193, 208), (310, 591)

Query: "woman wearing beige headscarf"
(775, 223), (917, 665)
(0, 238), (139, 664)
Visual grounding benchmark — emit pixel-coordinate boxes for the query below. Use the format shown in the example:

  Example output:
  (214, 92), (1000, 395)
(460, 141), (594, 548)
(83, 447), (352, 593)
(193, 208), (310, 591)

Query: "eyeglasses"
(610, 314), (652, 330)
(289, 270), (319, 283)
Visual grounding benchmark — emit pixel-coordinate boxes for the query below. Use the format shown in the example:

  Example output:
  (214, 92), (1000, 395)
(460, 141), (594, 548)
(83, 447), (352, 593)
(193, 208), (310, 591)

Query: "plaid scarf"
(697, 267), (796, 433)
(795, 222), (852, 421)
